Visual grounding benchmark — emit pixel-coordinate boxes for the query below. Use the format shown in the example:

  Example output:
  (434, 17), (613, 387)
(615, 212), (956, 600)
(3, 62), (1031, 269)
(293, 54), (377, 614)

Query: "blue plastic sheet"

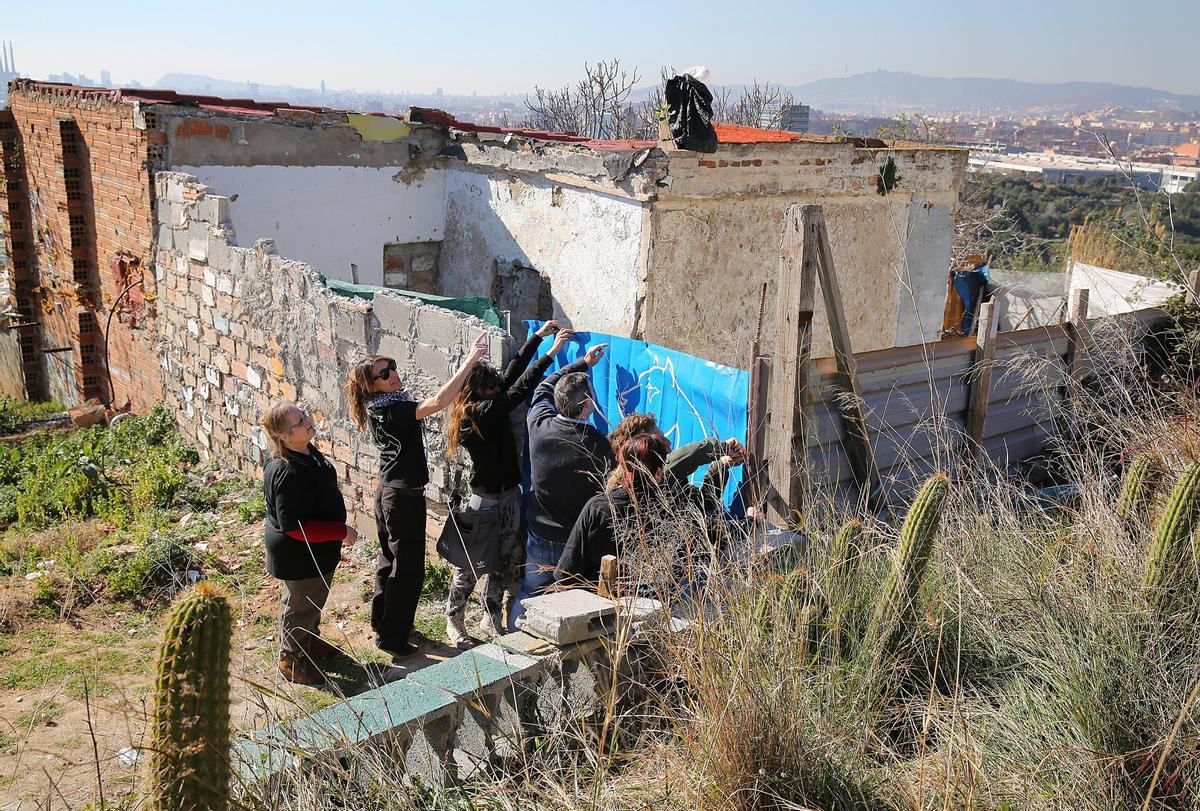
(525, 322), (750, 507)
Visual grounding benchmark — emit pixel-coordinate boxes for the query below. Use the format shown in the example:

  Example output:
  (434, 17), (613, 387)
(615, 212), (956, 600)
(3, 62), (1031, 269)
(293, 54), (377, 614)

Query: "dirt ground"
(0, 508), (498, 809)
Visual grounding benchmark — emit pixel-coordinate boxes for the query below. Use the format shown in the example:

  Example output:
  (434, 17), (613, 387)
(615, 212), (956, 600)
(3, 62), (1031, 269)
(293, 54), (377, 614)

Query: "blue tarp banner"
(525, 322), (750, 508)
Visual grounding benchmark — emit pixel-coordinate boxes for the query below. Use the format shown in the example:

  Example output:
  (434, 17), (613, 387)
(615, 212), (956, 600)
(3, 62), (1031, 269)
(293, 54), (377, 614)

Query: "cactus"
(824, 519), (865, 659)
(147, 582), (233, 811)
(1116, 454), (1160, 523)
(864, 474), (950, 663)
(754, 566), (809, 634)
(1144, 462), (1200, 615)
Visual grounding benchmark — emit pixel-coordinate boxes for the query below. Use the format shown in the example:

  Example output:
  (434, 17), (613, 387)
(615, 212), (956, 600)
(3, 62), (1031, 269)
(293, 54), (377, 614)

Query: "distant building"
(970, 151), (1200, 193)
(100, 70), (111, 86)
(0, 41), (15, 105)
(320, 79), (326, 95)
(780, 104), (811, 133)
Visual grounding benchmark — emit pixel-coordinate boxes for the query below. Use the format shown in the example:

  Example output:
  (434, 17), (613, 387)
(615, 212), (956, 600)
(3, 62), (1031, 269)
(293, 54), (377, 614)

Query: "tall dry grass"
(218, 308), (1200, 809)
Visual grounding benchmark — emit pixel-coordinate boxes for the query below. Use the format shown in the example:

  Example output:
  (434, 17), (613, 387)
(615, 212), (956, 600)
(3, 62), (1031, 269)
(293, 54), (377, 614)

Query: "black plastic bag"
(665, 74), (718, 153)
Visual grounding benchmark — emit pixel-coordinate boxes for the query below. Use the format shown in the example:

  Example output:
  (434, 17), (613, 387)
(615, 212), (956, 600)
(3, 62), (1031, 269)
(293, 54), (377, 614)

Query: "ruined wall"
(3, 83), (160, 409)
(153, 172), (506, 525)
(644, 142), (966, 367)
(440, 168), (648, 336)
(165, 112), (447, 286)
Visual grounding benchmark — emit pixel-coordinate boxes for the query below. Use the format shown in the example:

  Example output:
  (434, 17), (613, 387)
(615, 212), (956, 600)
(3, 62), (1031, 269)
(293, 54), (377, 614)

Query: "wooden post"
(765, 204), (817, 527)
(965, 300), (999, 460)
(598, 555), (618, 599)
(744, 283), (770, 511)
(811, 209), (881, 502)
(1065, 288), (1090, 385)
(1186, 268), (1200, 308)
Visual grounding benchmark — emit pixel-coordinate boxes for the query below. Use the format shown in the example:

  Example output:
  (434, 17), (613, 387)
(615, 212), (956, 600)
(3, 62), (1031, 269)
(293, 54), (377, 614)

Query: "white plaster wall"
(175, 165), (445, 286)
(440, 168), (647, 335)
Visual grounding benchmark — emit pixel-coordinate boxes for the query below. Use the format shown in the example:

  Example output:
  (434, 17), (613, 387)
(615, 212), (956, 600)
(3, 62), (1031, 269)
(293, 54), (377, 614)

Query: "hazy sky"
(6, 0), (1199, 96)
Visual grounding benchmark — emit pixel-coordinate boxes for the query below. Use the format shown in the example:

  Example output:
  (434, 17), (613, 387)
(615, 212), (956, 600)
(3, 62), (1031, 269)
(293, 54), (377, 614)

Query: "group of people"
(259, 322), (744, 686)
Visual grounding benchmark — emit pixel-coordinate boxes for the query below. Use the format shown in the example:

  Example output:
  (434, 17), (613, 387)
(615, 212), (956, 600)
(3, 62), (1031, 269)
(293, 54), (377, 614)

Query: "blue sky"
(6, 0), (1199, 95)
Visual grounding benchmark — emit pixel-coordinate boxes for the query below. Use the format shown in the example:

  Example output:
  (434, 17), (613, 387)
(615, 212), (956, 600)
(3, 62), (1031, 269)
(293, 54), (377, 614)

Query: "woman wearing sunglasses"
(346, 334), (488, 660)
(260, 399), (359, 685)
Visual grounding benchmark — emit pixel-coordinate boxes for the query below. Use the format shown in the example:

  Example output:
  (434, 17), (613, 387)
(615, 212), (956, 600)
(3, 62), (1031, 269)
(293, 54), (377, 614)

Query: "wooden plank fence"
(757, 203), (1168, 523)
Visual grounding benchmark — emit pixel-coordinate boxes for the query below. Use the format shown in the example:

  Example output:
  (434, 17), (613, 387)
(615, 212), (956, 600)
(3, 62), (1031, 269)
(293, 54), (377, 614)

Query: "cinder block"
(412, 343), (449, 379)
(375, 334), (410, 370)
(372, 292), (416, 336)
(202, 195), (230, 225)
(414, 305), (462, 348)
(516, 589), (617, 645)
(188, 238), (208, 263)
(331, 302), (371, 347)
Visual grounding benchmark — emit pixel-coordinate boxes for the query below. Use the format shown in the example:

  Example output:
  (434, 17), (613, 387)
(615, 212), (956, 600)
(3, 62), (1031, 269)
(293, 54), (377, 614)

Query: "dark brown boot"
(302, 636), (340, 660)
(278, 652), (324, 685)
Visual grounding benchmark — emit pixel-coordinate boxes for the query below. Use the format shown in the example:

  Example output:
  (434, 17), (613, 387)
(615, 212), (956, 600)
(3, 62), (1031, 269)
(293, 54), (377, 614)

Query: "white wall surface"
(440, 168), (647, 335)
(176, 165), (445, 285)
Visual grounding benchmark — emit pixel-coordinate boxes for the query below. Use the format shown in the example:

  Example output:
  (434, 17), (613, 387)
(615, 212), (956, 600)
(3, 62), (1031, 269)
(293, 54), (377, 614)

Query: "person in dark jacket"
(261, 399), (359, 686)
(512, 338), (613, 628)
(606, 412), (746, 511)
(442, 321), (574, 646)
(555, 431), (672, 590)
(346, 334), (488, 661)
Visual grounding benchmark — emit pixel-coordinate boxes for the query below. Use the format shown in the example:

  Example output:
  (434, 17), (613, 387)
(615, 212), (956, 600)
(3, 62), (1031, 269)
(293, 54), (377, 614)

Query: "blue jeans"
(511, 529), (565, 632)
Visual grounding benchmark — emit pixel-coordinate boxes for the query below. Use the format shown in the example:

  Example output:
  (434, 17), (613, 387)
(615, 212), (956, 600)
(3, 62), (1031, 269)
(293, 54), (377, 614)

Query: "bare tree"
(715, 81), (795, 128)
(524, 59), (644, 140)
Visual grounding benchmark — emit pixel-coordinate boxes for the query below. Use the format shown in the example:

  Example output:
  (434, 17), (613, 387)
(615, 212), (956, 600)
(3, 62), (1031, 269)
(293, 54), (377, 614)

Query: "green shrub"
(0, 397), (64, 436)
(107, 534), (199, 603)
(236, 490), (266, 524)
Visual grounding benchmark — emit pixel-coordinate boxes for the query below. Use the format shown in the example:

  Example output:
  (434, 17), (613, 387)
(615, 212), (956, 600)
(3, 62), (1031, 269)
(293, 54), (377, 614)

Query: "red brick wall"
(4, 82), (159, 410)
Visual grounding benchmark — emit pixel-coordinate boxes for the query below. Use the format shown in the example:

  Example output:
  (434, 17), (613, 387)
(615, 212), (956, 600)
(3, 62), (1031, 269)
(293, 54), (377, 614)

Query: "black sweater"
(459, 334), (553, 494)
(263, 445), (346, 580)
(367, 396), (428, 490)
(526, 359), (616, 545)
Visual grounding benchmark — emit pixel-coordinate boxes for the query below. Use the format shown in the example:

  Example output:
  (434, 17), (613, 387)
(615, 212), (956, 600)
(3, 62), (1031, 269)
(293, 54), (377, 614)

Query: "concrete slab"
(517, 589), (617, 644)
(234, 678), (459, 781)
(495, 630), (558, 659)
(409, 648), (531, 696)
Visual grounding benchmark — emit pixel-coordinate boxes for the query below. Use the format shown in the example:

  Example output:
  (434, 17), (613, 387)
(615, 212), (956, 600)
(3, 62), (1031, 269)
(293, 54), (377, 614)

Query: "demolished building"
(0, 79), (966, 524)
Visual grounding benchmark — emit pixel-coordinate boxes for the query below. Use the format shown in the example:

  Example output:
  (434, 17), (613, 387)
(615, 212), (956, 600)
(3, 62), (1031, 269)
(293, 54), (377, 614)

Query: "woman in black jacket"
(261, 399), (358, 686)
(443, 321), (571, 646)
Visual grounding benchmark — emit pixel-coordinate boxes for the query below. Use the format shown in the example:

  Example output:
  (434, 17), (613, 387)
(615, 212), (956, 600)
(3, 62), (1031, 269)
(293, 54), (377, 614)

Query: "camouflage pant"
(446, 488), (525, 620)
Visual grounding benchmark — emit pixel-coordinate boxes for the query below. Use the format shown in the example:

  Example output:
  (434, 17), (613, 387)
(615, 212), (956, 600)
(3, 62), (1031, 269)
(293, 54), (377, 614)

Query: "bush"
(0, 397), (64, 436)
(0, 405), (199, 530)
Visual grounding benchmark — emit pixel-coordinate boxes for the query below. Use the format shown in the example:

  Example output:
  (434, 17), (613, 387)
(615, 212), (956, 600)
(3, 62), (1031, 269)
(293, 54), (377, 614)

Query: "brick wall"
(154, 172), (508, 527)
(3, 82), (160, 411)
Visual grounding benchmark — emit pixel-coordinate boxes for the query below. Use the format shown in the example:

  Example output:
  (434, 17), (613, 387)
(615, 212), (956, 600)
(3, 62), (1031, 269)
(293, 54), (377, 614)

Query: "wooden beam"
(810, 207), (882, 503)
(598, 555), (618, 599)
(1064, 287), (1090, 385)
(744, 283), (769, 512)
(965, 300), (999, 460)
(765, 204), (817, 527)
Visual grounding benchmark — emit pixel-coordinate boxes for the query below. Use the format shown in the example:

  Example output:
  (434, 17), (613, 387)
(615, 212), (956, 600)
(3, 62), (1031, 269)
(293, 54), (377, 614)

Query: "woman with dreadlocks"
(442, 320), (572, 647)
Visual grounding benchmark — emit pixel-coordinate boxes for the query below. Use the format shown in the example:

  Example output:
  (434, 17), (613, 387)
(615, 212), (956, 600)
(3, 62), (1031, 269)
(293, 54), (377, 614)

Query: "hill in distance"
(774, 70), (1198, 115)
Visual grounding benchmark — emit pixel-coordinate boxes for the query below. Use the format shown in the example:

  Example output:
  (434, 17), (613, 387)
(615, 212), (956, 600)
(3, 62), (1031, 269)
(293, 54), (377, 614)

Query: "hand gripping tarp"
(526, 322), (749, 509)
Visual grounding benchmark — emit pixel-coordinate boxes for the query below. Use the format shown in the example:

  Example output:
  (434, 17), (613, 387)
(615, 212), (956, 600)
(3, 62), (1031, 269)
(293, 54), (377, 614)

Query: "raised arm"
(664, 438), (724, 485)
(501, 321), (560, 386)
(415, 334), (489, 420)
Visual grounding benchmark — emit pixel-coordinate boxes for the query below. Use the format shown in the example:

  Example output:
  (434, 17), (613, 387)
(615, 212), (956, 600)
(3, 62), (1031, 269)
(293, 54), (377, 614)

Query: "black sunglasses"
(374, 360), (397, 381)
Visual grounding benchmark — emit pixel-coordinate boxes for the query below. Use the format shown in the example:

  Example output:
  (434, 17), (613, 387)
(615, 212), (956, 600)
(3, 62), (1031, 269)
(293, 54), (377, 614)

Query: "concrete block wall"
(153, 171), (507, 524)
(233, 626), (660, 788)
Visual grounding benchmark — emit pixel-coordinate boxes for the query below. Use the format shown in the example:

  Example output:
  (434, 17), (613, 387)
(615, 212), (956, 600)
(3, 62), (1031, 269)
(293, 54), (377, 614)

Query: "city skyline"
(4, 0), (1199, 97)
